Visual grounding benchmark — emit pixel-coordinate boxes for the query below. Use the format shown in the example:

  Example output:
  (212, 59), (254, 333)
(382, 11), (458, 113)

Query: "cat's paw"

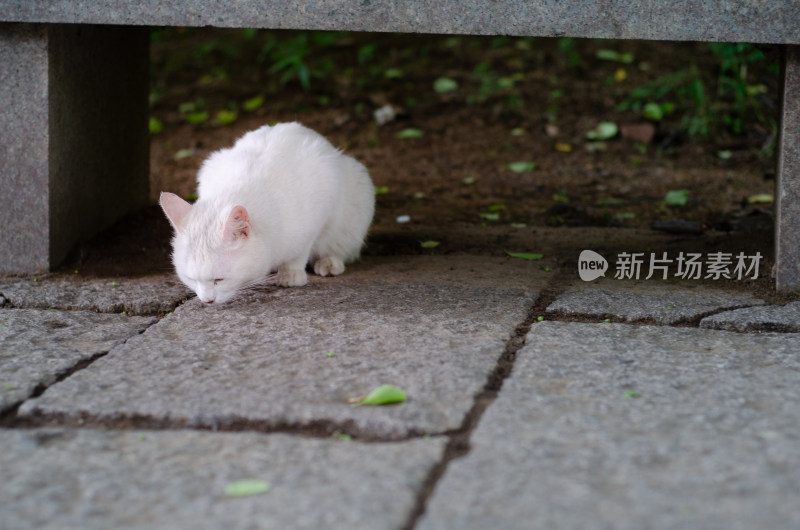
(276, 268), (308, 287)
(314, 257), (345, 277)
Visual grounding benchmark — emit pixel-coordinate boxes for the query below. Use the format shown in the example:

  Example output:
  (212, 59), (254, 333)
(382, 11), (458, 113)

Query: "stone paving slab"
(0, 428), (446, 530)
(700, 301), (800, 332)
(547, 280), (765, 324)
(0, 309), (155, 414)
(0, 275), (190, 315)
(419, 322), (800, 530)
(19, 257), (544, 439)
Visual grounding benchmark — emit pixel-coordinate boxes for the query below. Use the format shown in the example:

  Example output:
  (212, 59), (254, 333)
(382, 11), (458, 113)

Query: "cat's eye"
(213, 279), (223, 285)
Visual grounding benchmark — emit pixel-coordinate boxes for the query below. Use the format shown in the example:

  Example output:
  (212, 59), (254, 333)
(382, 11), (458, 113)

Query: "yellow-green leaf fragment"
(664, 189), (689, 206)
(748, 193), (773, 204)
(397, 128), (424, 139)
(420, 240), (440, 248)
(505, 251), (544, 261)
(507, 161), (537, 173)
(433, 77), (459, 93)
(216, 110), (238, 125)
(352, 384), (407, 407)
(224, 479), (271, 497)
(242, 96), (264, 112)
(149, 117), (163, 134)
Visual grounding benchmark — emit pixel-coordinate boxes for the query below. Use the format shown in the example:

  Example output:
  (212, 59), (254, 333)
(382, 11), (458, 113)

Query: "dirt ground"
(56, 30), (794, 303)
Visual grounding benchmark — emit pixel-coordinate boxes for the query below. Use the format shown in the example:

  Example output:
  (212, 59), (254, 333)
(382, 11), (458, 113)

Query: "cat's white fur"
(159, 122), (375, 305)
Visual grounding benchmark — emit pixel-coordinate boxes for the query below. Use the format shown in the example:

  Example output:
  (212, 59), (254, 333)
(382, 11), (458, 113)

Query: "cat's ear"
(223, 205), (251, 242)
(159, 192), (192, 233)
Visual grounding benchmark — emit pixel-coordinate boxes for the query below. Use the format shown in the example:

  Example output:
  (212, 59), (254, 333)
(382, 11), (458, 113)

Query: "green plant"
(618, 42), (776, 140)
(258, 32), (341, 90)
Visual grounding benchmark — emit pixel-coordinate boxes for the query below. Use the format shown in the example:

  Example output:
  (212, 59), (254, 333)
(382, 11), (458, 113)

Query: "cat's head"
(159, 192), (265, 305)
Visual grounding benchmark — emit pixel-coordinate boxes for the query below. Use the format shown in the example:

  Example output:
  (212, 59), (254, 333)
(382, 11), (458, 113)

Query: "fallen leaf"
(479, 212), (500, 221)
(174, 148), (195, 161)
(242, 96), (264, 112)
(185, 111), (209, 125)
(397, 128), (424, 139)
(586, 121), (618, 141)
(595, 49), (634, 64)
(374, 186), (389, 195)
(555, 143), (573, 152)
(505, 251), (544, 261)
(433, 77), (459, 93)
(224, 479), (271, 497)
(717, 150), (733, 160)
(149, 117), (163, 134)
(420, 240), (440, 248)
(216, 110), (237, 125)
(664, 189), (689, 206)
(507, 161), (537, 173)
(352, 384), (407, 407)
(748, 193), (774, 204)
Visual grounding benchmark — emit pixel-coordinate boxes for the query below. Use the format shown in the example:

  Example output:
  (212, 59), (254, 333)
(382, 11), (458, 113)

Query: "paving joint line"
(0, 320), (159, 429)
(541, 302), (789, 332)
(400, 273), (570, 530)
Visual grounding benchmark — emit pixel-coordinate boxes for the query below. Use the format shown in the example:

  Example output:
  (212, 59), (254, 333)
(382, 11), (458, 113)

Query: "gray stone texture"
(0, 428), (446, 530)
(547, 281), (765, 324)
(419, 322), (800, 530)
(19, 257), (545, 438)
(0, 274), (190, 315)
(0, 23), (149, 273)
(1, 1), (799, 44)
(776, 45), (800, 293)
(700, 301), (800, 332)
(0, 308), (155, 413)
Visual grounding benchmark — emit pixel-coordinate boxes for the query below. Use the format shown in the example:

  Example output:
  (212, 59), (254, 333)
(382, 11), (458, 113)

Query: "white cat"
(159, 122), (375, 305)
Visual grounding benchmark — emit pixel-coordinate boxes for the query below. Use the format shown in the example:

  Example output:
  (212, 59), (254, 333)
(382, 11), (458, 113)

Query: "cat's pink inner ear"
(159, 192), (192, 233)
(223, 205), (251, 241)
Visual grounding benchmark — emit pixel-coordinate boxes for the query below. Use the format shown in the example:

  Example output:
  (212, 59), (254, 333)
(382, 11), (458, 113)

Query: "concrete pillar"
(0, 23), (149, 273)
(776, 45), (800, 293)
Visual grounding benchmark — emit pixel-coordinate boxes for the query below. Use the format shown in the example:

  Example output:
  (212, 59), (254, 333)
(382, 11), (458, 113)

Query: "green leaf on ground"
(149, 117), (163, 134)
(479, 212), (500, 221)
(505, 251), (544, 261)
(224, 479), (271, 497)
(664, 189), (690, 206)
(420, 240), (440, 248)
(242, 96), (264, 112)
(397, 128), (424, 139)
(216, 110), (238, 125)
(585, 121), (618, 140)
(433, 77), (459, 93)
(748, 193), (773, 204)
(507, 161), (537, 173)
(352, 384), (407, 407)
(174, 148), (195, 160)
(595, 49), (634, 64)
(384, 68), (405, 79)
(185, 111), (209, 124)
